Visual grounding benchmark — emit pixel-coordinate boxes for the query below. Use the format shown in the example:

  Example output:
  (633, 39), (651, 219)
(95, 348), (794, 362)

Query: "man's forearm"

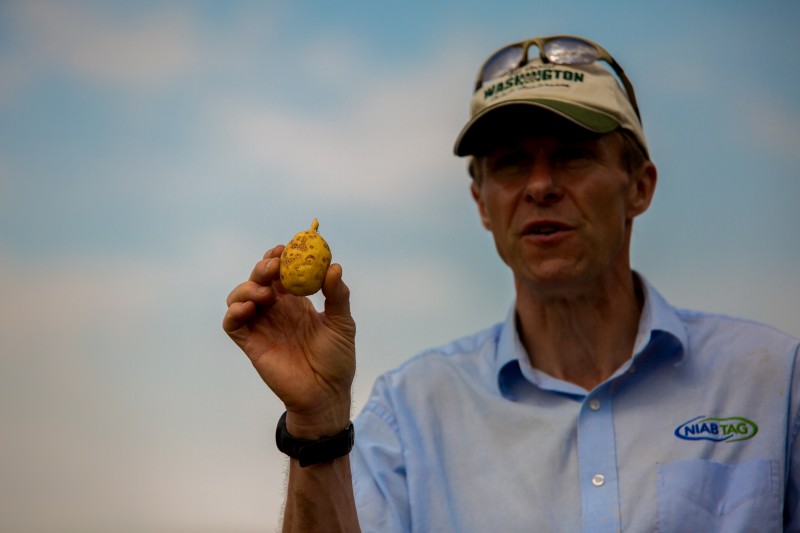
(282, 455), (360, 533)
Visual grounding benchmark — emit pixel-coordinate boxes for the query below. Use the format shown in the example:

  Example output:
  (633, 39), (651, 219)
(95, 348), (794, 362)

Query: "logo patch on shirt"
(674, 416), (758, 442)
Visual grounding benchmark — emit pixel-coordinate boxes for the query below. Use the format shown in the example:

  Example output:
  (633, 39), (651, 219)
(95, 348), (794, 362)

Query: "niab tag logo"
(674, 416), (758, 443)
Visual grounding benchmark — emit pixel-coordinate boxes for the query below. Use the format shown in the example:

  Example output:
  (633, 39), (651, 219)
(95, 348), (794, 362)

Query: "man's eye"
(554, 147), (594, 164)
(490, 153), (530, 172)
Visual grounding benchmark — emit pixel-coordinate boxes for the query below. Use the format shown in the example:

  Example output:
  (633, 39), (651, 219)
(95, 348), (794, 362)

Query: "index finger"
(262, 244), (285, 260)
(247, 245), (285, 286)
(249, 255), (280, 287)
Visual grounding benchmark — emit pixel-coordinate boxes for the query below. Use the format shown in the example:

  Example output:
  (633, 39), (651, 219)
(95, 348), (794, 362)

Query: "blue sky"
(2, 1), (799, 530)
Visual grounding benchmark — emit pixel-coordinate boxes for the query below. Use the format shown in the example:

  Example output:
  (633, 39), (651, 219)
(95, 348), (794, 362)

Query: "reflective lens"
(543, 38), (599, 65)
(480, 45), (524, 83)
(478, 37), (602, 88)
(473, 35), (642, 121)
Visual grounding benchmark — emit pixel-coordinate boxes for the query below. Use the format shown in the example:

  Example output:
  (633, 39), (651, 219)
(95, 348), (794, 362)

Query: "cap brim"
(453, 99), (621, 157)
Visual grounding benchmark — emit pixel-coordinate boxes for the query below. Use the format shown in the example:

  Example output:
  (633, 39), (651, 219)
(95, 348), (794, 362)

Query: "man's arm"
(283, 455), (359, 532)
(223, 245), (360, 532)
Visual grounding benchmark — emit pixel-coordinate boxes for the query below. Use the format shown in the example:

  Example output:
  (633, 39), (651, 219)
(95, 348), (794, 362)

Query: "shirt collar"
(632, 273), (688, 361)
(495, 273), (688, 398)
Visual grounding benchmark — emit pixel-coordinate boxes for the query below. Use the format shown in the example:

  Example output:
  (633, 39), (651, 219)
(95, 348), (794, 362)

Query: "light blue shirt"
(351, 276), (800, 532)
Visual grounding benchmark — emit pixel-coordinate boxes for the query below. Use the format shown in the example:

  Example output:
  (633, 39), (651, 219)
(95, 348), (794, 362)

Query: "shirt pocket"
(656, 458), (780, 533)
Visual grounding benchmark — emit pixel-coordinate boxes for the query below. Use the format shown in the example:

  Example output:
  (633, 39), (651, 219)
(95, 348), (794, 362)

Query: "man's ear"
(627, 160), (658, 219)
(471, 181), (492, 230)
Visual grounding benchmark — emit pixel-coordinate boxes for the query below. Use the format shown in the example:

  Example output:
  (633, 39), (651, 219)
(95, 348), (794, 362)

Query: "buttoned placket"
(577, 384), (621, 532)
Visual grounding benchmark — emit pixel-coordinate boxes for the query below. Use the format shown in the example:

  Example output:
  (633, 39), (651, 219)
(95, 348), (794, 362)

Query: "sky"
(1, 1), (799, 531)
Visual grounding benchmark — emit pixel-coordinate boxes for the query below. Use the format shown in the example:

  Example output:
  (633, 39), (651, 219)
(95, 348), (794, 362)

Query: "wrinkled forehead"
(468, 105), (608, 157)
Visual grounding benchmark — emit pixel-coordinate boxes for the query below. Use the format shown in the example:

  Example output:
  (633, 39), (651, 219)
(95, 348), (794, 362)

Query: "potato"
(279, 218), (332, 296)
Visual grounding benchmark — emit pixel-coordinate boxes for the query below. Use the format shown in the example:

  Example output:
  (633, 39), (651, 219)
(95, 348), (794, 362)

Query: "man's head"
(456, 36), (656, 296)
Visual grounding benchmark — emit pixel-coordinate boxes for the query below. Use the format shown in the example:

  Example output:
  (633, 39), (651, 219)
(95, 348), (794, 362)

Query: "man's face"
(470, 122), (656, 297)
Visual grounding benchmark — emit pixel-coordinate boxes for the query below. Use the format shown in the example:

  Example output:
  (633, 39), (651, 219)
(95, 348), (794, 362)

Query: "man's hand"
(223, 245), (356, 438)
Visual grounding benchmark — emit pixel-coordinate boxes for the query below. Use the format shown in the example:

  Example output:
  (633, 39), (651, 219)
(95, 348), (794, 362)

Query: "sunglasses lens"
(543, 38), (598, 65)
(480, 45), (524, 83)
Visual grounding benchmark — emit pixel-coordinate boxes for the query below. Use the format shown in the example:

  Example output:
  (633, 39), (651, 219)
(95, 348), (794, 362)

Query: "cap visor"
(454, 100), (620, 156)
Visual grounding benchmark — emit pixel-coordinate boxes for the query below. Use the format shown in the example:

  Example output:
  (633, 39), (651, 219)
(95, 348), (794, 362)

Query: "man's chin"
(515, 262), (601, 297)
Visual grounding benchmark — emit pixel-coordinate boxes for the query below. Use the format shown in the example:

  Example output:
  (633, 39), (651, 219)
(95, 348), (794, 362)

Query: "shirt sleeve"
(784, 344), (800, 531)
(351, 379), (411, 533)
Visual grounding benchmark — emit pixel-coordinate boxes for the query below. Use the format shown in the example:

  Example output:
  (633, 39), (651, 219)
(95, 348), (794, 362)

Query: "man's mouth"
(523, 221), (571, 236)
(528, 224), (563, 235)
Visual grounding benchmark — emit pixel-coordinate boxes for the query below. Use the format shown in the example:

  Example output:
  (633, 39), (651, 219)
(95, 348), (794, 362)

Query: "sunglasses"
(474, 35), (641, 120)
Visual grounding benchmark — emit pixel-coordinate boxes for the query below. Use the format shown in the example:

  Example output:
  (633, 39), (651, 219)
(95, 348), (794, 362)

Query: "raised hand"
(223, 245), (356, 437)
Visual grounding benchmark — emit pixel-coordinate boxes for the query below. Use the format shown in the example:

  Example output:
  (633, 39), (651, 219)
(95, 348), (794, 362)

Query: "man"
(223, 35), (800, 531)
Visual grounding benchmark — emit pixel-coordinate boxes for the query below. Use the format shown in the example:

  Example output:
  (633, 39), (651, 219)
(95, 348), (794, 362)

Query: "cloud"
(0, 1), (204, 99)
(741, 98), (800, 163)
(0, 158), (10, 208)
(216, 39), (475, 208)
(0, 231), (288, 529)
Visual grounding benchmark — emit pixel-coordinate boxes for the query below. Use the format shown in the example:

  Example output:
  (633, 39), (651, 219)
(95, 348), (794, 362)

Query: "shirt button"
(588, 398), (601, 411)
(592, 474), (605, 487)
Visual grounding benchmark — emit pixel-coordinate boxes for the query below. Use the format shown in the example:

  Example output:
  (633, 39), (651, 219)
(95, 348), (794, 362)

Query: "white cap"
(454, 57), (648, 157)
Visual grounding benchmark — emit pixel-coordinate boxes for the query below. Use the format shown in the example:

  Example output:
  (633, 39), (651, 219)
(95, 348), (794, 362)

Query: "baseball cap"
(454, 36), (648, 158)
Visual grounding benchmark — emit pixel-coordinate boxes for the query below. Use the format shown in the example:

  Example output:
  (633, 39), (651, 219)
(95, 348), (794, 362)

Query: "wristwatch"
(275, 411), (355, 467)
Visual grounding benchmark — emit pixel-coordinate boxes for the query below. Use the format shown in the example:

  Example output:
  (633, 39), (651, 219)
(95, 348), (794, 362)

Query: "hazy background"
(1, 1), (798, 531)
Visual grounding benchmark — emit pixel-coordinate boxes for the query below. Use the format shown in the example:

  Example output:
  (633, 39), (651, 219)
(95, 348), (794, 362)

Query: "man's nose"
(524, 160), (563, 205)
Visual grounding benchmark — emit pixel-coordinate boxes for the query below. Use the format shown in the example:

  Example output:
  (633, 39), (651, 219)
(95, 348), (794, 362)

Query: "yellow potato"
(279, 218), (332, 296)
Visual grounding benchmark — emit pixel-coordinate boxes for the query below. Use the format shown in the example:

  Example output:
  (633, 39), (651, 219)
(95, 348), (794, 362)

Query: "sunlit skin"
(471, 121), (657, 389)
(472, 129), (653, 297)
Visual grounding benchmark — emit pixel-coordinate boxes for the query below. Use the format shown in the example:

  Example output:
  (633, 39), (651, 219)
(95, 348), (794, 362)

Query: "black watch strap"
(275, 411), (355, 467)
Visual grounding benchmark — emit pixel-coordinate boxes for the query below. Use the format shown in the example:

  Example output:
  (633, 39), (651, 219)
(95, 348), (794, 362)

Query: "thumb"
(321, 263), (352, 320)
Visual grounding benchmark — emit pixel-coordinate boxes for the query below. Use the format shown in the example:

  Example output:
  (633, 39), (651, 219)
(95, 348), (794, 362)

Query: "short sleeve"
(351, 381), (411, 533)
(783, 344), (800, 531)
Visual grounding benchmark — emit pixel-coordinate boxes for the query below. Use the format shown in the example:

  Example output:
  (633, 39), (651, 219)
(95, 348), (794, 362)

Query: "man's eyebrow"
(557, 131), (604, 144)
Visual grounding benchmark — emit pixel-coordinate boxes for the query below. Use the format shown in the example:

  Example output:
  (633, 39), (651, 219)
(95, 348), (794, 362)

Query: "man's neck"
(514, 269), (643, 392)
